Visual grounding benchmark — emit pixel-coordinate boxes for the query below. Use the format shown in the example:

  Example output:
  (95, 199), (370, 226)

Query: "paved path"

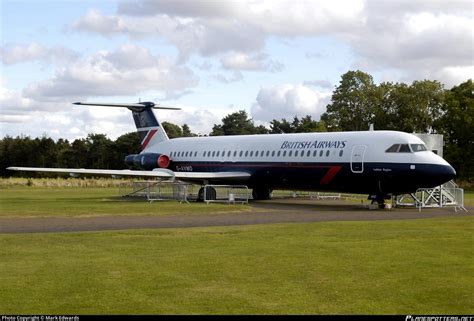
(0, 200), (470, 234)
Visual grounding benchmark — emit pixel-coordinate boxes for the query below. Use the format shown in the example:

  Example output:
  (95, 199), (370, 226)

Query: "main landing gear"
(197, 186), (217, 202)
(368, 193), (391, 209)
(252, 187), (272, 200)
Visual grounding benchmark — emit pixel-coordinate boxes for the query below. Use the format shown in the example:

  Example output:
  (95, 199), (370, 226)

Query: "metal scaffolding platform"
(119, 180), (195, 203)
(394, 180), (468, 212)
(119, 180), (249, 204)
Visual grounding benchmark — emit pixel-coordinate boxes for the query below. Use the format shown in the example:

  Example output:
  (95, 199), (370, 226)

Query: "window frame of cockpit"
(385, 143), (428, 153)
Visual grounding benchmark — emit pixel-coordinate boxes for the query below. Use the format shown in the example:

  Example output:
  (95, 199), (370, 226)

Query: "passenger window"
(271, 151), (275, 157)
(228, 151), (231, 157)
(295, 150), (299, 157)
(245, 151), (249, 157)
(307, 150), (311, 157)
(319, 150), (323, 157)
(216, 151), (220, 157)
(313, 150), (317, 157)
(289, 150), (292, 157)
(250, 151), (253, 157)
(339, 150), (343, 157)
(283, 151), (287, 157)
(277, 151), (281, 157)
(239, 151), (243, 157)
(266, 151), (270, 157)
(326, 150), (330, 157)
(234, 151), (237, 157)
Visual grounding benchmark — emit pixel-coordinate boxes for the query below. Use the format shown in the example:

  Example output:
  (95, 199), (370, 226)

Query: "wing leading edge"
(6, 167), (251, 181)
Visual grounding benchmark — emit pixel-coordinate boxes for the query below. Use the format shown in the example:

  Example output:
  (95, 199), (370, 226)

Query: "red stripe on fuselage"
(319, 166), (342, 185)
(141, 129), (157, 149)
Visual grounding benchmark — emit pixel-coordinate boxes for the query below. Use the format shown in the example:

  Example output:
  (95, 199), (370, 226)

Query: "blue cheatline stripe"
(160, 160), (454, 194)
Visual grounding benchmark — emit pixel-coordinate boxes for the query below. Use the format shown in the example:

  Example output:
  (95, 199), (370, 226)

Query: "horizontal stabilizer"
(73, 102), (181, 110)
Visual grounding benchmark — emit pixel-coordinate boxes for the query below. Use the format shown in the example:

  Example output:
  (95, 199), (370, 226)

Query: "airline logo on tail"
(140, 128), (158, 150)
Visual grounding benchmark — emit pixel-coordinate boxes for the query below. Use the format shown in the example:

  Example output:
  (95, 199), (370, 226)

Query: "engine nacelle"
(124, 153), (170, 170)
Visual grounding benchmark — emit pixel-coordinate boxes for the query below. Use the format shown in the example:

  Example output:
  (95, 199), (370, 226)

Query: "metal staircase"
(394, 180), (468, 212)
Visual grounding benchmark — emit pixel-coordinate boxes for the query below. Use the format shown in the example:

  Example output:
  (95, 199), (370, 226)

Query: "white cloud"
(431, 66), (474, 89)
(72, 9), (265, 61)
(0, 42), (79, 65)
(211, 71), (244, 84)
(0, 86), (136, 140)
(118, 0), (238, 18)
(70, 0), (472, 86)
(22, 44), (199, 101)
(220, 52), (284, 72)
(349, 2), (473, 84)
(251, 84), (331, 122)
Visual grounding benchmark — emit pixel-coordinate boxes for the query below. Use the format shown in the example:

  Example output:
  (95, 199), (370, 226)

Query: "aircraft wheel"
(252, 187), (272, 200)
(369, 193), (390, 209)
(197, 186), (216, 202)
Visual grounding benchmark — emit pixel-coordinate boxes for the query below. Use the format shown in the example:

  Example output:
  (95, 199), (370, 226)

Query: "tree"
(390, 80), (444, 132)
(270, 116), (326, 133)
(321, 70), (378, 131)
(211, 110), (268, 136)
(85, 134), (114, 169)
(162, 122), (183, 139)
(181, 124), (194, 137)
(162, 122), (195, 138)
(35, 136), (57, 167)
(113, 132), (141, 168)
(435, 79), (474, 180)
(321, 71), (445, 133)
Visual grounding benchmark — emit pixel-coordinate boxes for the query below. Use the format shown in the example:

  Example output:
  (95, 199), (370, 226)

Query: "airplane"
(8, 101), (456, 207)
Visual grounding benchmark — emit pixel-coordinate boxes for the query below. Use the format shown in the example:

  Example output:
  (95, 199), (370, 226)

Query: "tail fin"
(73, 101), (180, 150)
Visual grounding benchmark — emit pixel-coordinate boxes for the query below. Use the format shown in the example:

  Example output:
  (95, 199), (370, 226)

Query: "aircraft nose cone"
(446, 165), (456, 181)
(437, 164), (456, 184)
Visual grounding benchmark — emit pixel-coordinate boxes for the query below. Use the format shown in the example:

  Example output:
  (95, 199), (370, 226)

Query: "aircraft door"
(351, 145), (366, 173)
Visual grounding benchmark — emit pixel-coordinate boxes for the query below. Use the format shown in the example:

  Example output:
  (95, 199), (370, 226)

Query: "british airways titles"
(280, 140), (347, 149)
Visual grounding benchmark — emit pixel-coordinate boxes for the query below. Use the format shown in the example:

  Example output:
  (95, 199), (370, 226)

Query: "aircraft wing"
(6, 167), (251, 181)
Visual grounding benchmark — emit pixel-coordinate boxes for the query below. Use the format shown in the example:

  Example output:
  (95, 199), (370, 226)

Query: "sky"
(1, 0), (473, 140)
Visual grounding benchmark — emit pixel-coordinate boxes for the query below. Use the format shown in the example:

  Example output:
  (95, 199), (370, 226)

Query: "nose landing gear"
(368, 193), (391, 209)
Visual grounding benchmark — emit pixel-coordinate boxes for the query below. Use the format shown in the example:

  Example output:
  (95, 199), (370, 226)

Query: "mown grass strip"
(0, 217), (472, 314)
(0, 186), (249, 218)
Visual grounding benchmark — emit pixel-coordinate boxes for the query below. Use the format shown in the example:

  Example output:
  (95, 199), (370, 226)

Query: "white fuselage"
(141, 130), (455, 194)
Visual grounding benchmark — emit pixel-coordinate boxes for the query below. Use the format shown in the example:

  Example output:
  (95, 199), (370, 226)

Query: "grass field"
(0, 218), (472, 314)
(0, 183), (472, 314)
(1, 185), (472, 218)
(464, 190), (474, 206)
(0, 186), (249, 218)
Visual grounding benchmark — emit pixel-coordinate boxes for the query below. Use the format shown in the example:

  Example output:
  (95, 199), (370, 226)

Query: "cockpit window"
(399, 144), (411, 152)
(386, 144), (400, 153)
(410, 144), (427, 152)
(385, 144), (414, 153)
